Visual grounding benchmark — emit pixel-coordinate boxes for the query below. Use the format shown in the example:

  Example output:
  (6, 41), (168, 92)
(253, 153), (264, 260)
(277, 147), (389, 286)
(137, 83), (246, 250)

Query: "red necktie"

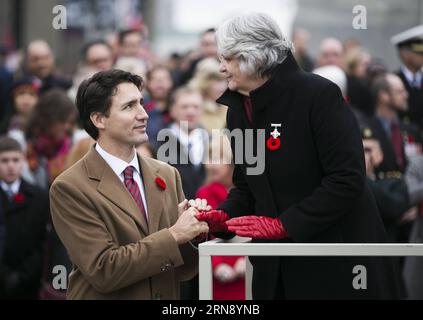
(124, 166), (148, 221)
(390, 122), (405, 172)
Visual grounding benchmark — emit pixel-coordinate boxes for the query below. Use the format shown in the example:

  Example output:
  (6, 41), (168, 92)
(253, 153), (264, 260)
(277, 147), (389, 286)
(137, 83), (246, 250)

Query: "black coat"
(346, 76), (374, 116)
(0, 179), (49, 299)
(397, 70), (423, 134)
(367, 116), (406, 174)
(366, 115), (423, 177)
(158, 127), (207, 201)
(217, 52), (400, 299)
(367, 177), (410, 243)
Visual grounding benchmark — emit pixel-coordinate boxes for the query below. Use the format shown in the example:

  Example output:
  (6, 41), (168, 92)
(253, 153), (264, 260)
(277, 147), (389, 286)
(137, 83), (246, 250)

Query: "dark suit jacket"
(367, 116), (405, 174)
(397, 70), (423, 133)
(347, 75), (373, 116)
(217, 51), (399, 299)
(0, 179), (49, 299)
(158, 126), (207, 200)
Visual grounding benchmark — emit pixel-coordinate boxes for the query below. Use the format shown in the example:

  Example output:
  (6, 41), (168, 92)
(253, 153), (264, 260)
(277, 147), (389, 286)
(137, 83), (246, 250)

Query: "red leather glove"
(196, 210), (229, 233)
(225, 216), (288, 240)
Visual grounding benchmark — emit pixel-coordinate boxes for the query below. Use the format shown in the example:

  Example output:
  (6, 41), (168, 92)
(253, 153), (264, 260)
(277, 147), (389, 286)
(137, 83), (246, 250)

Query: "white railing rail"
(198, 237), (423, 300)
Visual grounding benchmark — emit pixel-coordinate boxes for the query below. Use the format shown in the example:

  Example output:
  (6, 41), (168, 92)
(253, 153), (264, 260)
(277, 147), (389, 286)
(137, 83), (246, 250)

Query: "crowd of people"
(0, 18), (423, 299)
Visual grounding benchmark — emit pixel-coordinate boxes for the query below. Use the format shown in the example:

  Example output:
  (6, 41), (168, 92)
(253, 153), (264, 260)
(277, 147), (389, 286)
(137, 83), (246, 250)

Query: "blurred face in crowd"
(353, 52), (371, 79)
(0, 151), (24, 184)
(344, 38), (361, 55)
(201, 31), (218, 58)
(92, 82), (149, 148)
(48, 113), (76, 141)
(147, 68), (173, 101)
(292, 28), (310, 54)
(206, 137), (233, 187)
(105, 32), (120, 61)
(86, 43), (114, 71)
(170, 91), (203, 132)
(219, 56), (252, 94)
(318, 38), (344, 67)
(400, 48), (423, 72)
(206, 162), (233, 187)
(27, 41), (55, 79)
(14, 90), (38, 117)
(386, 74), (409, 112)
(121, 32), (143, 57)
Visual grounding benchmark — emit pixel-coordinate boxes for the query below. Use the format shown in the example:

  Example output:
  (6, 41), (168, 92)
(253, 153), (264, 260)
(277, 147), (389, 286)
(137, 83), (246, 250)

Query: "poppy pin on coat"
(155, 177), (166, 190)
(267, 123), (282, 151)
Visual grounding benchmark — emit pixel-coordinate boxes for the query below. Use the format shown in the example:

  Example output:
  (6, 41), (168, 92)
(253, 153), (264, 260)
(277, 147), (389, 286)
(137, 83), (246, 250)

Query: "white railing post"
(198, 254), (213, 300)
(245, 257), (253, 300)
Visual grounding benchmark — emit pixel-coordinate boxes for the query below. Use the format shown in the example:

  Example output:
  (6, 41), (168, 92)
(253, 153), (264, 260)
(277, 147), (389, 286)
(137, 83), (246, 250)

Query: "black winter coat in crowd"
(158, 127), (207, 201)
(397, 70), (423, 134)
(0, 179), (49, 299)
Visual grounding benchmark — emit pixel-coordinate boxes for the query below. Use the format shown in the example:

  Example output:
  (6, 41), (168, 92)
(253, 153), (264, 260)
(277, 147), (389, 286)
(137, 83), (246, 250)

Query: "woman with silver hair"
(196, 12), (399, 299)
(215, 12), (292, 83)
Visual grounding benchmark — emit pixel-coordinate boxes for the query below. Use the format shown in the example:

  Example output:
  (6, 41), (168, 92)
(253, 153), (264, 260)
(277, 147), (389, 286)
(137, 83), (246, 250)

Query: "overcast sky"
(172, 0), (298, 39)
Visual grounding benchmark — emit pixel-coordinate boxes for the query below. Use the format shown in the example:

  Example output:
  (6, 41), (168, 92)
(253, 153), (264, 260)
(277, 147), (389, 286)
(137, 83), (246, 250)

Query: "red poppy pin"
(155, 177), (166, 190)
(14, 193), (26, 204)
(266, 123), (282, 151)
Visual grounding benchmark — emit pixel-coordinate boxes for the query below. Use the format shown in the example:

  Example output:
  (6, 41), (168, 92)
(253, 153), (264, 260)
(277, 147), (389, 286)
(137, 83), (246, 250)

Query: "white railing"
(198, 237), (423, 300)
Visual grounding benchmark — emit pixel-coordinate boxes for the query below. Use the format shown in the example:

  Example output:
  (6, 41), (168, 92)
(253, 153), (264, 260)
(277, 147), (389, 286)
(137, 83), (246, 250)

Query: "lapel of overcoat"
(84, 146), (164, 235)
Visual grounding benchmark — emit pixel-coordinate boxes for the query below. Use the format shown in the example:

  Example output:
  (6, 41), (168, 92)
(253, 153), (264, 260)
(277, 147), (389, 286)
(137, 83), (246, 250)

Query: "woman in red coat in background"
(196, 136), (245, 300)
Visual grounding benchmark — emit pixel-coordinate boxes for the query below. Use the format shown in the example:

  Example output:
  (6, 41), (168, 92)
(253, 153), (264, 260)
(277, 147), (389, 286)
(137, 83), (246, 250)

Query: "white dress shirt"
(402, 66), (422, 88)
(1, 179), (21, 198)
(95, 143), (148, 219)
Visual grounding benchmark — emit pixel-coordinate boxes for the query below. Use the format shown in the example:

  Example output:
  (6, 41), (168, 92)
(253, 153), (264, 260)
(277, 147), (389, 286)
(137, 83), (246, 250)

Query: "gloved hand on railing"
(225, 216), (288, 240)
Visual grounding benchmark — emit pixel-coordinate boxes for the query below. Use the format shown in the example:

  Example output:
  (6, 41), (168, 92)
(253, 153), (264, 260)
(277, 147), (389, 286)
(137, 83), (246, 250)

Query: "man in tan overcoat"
(50, 69), (209, 300)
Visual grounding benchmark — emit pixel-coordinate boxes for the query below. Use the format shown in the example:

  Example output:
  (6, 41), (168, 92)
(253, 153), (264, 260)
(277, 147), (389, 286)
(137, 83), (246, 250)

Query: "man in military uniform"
(392, 25), (423, 132)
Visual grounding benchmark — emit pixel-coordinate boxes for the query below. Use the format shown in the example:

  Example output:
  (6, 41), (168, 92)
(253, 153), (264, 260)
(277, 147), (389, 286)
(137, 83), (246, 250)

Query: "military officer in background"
(392, 25), (423, 133)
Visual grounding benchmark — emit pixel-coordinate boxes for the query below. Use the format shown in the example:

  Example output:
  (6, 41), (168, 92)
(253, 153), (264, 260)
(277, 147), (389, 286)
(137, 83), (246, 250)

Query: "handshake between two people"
(169, 198), (289, 245)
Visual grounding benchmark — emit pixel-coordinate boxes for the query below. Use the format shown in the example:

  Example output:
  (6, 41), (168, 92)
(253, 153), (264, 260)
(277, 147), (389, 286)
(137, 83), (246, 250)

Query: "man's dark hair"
(76, 69), (144, 140)
(0, 136), (22, 154)
(81, 40), (112, 62)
